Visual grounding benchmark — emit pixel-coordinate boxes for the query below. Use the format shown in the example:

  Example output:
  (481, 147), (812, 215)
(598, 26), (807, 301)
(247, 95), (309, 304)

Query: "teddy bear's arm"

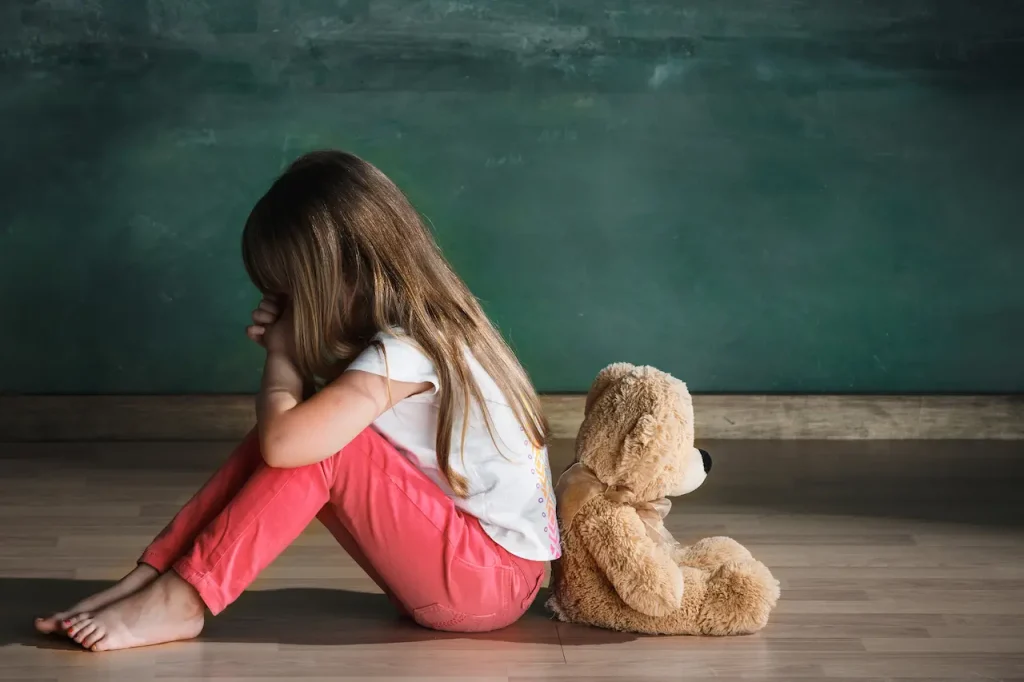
(577, 502), (684, 618)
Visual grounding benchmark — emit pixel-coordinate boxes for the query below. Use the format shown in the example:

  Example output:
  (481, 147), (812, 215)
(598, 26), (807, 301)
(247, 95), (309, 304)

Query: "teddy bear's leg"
(676, 536), (754, 570)
(696, 559), (780, 636)
(545, 592), (567, 621)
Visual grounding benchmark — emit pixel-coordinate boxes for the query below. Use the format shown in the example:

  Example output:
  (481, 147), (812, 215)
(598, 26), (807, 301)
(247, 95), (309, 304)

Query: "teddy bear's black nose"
(699, 449), (712, 473)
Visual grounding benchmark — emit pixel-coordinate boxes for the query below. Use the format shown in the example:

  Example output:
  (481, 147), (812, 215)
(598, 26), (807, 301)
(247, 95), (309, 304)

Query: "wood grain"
(2, 394), (1023, 442)
(2, 438), (1023, 680)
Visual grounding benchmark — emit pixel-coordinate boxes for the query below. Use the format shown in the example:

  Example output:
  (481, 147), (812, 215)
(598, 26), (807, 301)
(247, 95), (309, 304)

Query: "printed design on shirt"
(530, 440), (561, 559)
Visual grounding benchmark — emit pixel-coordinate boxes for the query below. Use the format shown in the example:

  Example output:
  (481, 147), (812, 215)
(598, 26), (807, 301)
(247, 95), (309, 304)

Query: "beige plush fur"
(546, 363), (780, 635)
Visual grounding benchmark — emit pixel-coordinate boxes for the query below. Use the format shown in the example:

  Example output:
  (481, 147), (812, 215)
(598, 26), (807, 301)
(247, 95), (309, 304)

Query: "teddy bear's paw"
(696, 560), (780, 636)
(678, 536), (754, 570)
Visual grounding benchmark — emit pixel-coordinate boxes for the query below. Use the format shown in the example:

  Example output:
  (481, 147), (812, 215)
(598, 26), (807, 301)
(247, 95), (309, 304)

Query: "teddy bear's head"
(574, 363), (711, 502)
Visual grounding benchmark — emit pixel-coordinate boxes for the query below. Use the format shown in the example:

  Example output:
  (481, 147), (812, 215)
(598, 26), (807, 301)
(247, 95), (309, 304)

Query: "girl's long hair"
(242, 150), (547, 495)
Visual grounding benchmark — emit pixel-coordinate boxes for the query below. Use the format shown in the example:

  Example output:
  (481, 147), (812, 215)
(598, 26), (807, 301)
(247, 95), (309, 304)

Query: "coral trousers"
(139, 427), (545, 632)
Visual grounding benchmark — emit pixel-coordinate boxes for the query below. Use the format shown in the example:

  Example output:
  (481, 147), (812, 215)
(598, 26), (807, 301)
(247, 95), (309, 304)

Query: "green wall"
(1, 1), (1022, 394)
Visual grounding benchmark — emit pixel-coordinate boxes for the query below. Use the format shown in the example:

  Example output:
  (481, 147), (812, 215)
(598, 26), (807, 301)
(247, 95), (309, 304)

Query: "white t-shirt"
(345, 331), (561, 562)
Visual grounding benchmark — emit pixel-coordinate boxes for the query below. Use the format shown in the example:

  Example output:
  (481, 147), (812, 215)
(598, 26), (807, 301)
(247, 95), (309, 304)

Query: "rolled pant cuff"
(138, 548), (176, 574)
(172, 556), (226, 615)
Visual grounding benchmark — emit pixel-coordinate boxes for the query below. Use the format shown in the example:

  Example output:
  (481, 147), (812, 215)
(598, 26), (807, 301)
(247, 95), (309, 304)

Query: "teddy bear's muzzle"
(700, 449), (712, 473)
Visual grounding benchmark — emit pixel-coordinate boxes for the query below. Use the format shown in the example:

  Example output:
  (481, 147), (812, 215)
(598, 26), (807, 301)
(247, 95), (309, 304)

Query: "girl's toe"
(81, 625), (106, 649)
(72, 621), (97, 645)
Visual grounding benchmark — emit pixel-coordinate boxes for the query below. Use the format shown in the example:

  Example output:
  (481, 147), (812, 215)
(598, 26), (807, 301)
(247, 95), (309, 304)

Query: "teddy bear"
(545, 362), (780, 636)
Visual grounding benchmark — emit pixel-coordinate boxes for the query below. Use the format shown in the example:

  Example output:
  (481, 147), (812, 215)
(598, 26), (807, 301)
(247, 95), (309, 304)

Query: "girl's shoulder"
(346, 329), (440, 394)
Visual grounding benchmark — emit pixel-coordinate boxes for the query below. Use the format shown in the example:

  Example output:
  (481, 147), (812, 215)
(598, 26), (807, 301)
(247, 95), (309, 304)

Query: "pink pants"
(139, 427), (546, 632)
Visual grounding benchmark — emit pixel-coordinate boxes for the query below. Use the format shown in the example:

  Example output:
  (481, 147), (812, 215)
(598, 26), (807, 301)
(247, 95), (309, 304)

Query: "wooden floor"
(2, 438), (1023, 681)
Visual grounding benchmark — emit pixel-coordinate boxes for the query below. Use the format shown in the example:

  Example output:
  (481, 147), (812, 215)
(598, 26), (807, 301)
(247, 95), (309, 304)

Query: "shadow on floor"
(2, 579), (613, 649)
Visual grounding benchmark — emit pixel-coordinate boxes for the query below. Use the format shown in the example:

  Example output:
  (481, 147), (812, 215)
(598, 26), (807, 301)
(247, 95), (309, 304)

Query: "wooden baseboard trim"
(1, 394), (1022, 442)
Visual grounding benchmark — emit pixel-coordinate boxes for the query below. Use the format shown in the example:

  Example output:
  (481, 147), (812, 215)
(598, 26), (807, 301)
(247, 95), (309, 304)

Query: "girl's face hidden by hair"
(241, 150), (450, 376)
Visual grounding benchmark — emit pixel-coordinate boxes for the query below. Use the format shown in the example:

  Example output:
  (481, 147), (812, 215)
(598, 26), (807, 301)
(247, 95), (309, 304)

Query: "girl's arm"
(257, 350), (430, 469)
(248, 298), (430, 469)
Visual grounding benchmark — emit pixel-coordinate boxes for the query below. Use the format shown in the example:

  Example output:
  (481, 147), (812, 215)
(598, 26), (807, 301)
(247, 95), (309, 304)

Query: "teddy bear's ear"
(616, 412), (660, 481)
(585, 363), (636, 415)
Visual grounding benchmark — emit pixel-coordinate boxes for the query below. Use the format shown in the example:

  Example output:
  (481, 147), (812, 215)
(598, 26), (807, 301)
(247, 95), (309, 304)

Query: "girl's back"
(349, 330), (561, 561)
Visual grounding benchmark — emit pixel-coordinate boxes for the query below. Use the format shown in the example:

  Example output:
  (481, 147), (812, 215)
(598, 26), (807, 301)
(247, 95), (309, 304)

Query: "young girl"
(35, 150), (561, 651)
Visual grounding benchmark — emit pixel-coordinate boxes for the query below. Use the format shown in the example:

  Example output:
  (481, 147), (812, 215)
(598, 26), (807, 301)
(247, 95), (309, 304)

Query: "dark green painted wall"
(1, 1), (1022, 394)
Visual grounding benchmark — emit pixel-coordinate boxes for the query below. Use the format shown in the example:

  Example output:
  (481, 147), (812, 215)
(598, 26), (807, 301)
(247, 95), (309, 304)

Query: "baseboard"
(1, 394), (1022, 442)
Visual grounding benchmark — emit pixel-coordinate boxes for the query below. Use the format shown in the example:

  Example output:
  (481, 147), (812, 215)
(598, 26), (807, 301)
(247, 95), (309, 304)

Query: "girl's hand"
(247, 297), (294, 356)
(246, 297), (280, 348)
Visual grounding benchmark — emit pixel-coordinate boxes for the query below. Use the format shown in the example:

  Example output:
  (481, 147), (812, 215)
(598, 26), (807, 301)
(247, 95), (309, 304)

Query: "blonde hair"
(242, 150), (548, 495)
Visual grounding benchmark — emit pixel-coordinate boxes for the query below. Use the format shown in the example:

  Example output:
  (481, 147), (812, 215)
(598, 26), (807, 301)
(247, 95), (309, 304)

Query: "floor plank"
(1, 439), (1022, 680)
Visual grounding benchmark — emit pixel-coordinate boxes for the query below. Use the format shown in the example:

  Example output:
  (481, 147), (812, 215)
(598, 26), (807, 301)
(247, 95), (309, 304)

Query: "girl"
(35, 150), (561, 651)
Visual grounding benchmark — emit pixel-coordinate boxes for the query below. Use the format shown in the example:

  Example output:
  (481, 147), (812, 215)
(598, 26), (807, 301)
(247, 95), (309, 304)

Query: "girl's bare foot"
(35, 564), (160, 634)
(65, 571), (205, 651)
